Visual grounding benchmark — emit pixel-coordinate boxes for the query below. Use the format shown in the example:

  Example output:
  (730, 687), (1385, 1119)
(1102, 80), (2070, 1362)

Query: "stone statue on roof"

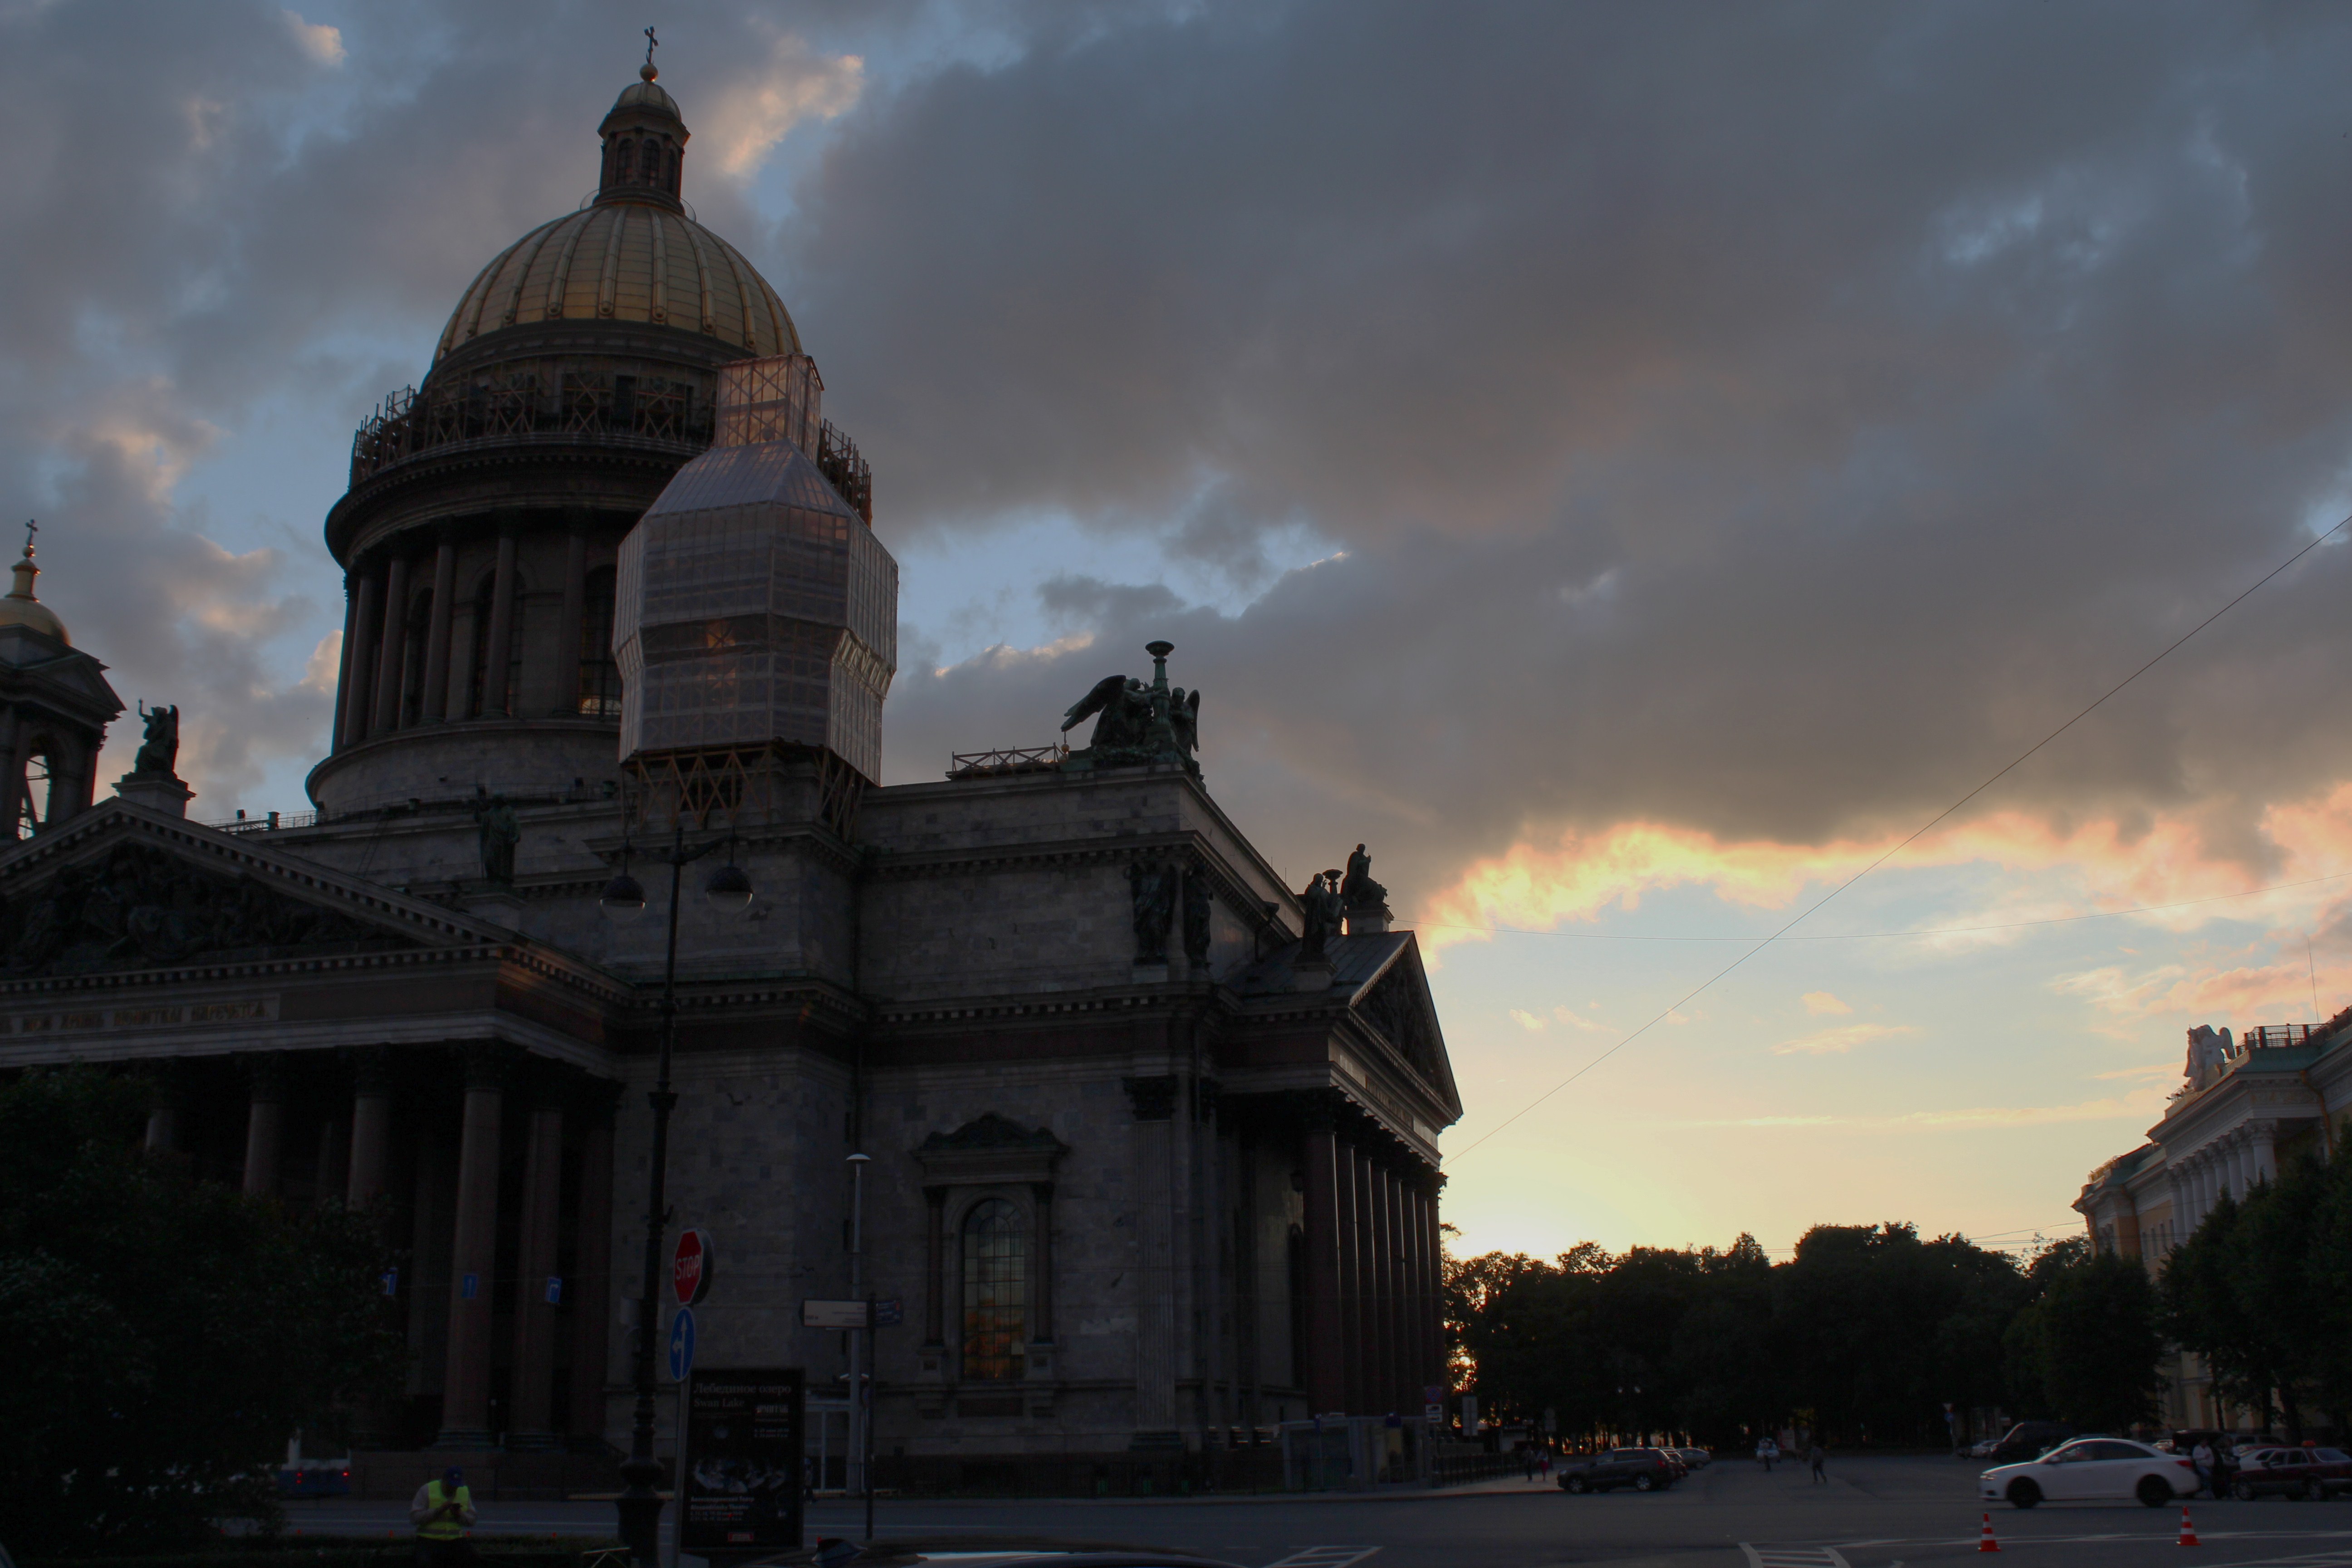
(1059, 641), (1201, 778)
(2183, 1024), (2233, 1089)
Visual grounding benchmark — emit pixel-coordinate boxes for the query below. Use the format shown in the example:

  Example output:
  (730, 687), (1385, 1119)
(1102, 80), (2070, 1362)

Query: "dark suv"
(1558, 1447), (1680, 1493)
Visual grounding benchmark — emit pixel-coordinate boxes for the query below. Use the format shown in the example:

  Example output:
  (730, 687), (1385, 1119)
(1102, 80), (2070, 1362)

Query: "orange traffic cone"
(1979, 1511), (2000, 1553)
(2178, 1506), (2199, 1547)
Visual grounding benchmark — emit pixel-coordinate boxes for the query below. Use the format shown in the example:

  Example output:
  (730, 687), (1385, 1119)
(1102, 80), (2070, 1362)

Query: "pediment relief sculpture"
(0, 842), (416, 975)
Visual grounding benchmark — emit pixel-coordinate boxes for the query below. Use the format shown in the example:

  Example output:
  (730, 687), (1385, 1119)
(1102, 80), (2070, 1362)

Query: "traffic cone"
(1978, 1511), (2000, 1553)
(2178, 1506), (2199, 1547)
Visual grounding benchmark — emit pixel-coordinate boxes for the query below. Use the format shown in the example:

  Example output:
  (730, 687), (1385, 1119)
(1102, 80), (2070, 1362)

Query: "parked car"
(1981, 1437), (2202, 1509)
(1671, 1446), (1711, 1470)
(1558, 1448), (1681, 1493)
(1980, 1421), (2078, 1467)
(2231, 1446), (2352, 1501)
(275, 1460), (352, 1498)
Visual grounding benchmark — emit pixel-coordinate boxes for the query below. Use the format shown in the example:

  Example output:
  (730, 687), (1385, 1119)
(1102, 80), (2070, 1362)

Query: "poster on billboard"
(679, 1367), (805, 1554)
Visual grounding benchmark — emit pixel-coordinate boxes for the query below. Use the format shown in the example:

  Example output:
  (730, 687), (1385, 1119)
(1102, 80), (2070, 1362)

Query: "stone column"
(347, 1048), (399, 1207)
(240, 1054), (288, 1198)
(438, 1043), (517, 1447)
(142, 1065), (181, 1155)
(1334, 1138), (1363, 1416)
(567, 1080), (621, 1450)
(332, 576), (360, 752)
(1029, 1181), (1057, 1345)
(341, 568), (382, 747)
(1127, 1074), (1180, 1435)
(2249, 1121), (2278, 1187)
(315, 1113), (351, 1210)
(1354, 1147), (1382, 1416)
(1299, 1100), (1348, 1416)
(371, 552), (412, 734)
(0, 704), (21, 838)
(1373, 1166), (1392, 1410)
(422, 540), (458, 723)
(1424, 1179), (1446, 1400)
(557, 525), (588, 718)
(507, 1062), (568, 1450)
(923, 1186), (948, 1348)
(482, 530), (520, 718)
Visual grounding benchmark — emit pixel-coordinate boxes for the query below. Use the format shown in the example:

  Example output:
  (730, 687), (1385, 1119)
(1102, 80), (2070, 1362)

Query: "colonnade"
(1299, 1102), (1444, 1418)
(145, 1045), (621, 1451)
(334, 522), (608, 751)
(2166, 1117), (2279, 1234)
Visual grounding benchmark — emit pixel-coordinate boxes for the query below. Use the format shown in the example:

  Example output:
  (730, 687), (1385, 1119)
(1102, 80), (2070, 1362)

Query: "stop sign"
(671, 1228), (714, 1305)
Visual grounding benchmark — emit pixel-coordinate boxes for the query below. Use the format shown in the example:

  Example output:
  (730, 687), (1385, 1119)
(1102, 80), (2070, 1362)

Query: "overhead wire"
(1444, 510), (2352, 1165)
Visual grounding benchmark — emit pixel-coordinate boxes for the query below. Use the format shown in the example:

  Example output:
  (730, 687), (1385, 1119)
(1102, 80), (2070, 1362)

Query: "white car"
(1980, 1437), (2203, 1509)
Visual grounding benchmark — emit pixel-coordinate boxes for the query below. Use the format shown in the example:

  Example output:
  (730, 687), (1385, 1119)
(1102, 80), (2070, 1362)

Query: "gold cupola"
(0, 525), (68, 643)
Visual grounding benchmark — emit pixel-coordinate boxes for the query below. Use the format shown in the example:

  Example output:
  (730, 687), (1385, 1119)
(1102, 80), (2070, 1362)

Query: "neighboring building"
(2073, 1017), (2352, 1430)
(0, 67), (1459, 1495)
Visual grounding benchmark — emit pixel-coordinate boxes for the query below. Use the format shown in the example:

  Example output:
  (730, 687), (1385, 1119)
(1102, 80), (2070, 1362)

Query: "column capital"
(347, 1044), (405, 1096)
(235, 1050), (291, 1102)
(520, 1054), (576, 1111)
(460, 1040), (525, 1091)
(1123, 1074), (1179, 1122)
(572, 1074), (626, 1127)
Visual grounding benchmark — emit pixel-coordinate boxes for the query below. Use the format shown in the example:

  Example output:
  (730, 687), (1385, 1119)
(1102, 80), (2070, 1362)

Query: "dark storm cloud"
(787, 1), (2352, 899)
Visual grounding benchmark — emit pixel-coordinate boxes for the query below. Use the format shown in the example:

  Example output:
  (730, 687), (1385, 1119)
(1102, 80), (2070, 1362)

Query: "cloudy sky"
(19, 0), (2352, 1262)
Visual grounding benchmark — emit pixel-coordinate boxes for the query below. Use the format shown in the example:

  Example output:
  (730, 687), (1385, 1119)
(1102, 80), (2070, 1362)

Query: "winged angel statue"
(1060, 664), (1201, 774)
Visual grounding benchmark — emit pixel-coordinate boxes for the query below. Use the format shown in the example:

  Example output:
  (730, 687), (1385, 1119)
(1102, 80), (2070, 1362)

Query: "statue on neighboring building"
(129, 702), (180, 779)
(2183, 1024), (2234, 1090)
(475, 794), (521, 885)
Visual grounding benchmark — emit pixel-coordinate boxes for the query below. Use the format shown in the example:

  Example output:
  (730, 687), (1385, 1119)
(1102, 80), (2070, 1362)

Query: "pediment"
(1345, 936), (1462, 1120)
(0, 802), (507, 979)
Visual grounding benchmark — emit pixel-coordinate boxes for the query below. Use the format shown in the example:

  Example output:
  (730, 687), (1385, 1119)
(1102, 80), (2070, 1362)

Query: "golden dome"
(0, 544), (67, 642)
(433, 70), (799, 363)
(433, 204), (799, 361)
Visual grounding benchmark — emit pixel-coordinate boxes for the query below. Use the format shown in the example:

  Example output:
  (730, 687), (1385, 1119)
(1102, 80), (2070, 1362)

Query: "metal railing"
(206, 810), (319, 834)
(349, 372), (715, 487)
(947, 743), (1068, 779)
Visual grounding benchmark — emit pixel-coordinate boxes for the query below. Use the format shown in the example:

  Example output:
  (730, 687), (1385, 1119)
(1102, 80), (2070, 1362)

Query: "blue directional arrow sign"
(668, 1306), (696, 1382)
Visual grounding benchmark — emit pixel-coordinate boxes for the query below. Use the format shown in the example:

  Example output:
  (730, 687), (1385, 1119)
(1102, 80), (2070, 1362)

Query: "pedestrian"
(1808, 1442), (1827, 1485)
(1757, 1436), (1778, 1471)
(410, 1465), (477, 1568)
(2190, 1438), (2215, 1498)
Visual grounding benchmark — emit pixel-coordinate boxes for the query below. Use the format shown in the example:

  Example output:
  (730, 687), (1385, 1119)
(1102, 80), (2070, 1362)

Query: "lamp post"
(604, 818), (754, 1567)
(845, 1151), (872, 1541)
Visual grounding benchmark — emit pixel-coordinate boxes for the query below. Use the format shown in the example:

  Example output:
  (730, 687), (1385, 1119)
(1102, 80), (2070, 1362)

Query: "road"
(289, 1455), (2352, 1568)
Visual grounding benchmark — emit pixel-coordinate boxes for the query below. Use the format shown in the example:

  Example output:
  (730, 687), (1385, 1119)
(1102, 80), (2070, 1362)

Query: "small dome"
(0, 547), (67, 642)
(431, 68), (799, 363)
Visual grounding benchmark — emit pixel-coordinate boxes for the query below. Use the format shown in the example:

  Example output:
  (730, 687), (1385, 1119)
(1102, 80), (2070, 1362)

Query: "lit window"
(960, 1198), (1027, 1380)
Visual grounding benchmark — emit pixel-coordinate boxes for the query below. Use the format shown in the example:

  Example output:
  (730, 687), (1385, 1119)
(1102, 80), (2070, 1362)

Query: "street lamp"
(845, 1151), (872, 1541)
(607, 818), (753, 1567)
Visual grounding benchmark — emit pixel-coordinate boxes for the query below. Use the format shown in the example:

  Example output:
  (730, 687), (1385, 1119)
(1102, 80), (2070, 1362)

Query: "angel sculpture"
(1060, 675), (1156, 752)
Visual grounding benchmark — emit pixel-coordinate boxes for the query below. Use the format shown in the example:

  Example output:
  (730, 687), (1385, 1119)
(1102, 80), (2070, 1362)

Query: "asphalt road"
(290, 1455), (2352, 1568)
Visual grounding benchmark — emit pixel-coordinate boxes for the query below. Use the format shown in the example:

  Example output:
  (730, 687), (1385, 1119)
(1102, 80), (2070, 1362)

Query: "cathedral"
(0, 64), (1460, 1497)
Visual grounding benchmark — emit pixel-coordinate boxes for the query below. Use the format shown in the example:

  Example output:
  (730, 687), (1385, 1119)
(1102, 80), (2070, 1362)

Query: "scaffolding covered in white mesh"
(614, 355), (897, 781)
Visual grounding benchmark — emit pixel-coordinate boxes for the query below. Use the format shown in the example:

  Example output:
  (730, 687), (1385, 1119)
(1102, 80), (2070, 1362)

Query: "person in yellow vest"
(409, 1465), (477, 1568)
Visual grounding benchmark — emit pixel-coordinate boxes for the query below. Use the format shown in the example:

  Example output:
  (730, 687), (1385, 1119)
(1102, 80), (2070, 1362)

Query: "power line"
(1407, 868), (2352, 943)
(1444, 510), (2352, 1165)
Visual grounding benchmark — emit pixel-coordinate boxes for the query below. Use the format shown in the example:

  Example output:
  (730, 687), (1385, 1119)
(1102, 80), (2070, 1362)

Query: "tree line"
(2160, 1149), (2352, 1441)
(0, 1068), (402, 1558)
(1445, 1221), (2166, 1450)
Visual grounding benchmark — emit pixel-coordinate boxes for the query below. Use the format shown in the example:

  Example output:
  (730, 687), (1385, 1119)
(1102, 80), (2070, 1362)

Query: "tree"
(2036, 1248), (2165, 1433)
(0, 1068), (402, 1557)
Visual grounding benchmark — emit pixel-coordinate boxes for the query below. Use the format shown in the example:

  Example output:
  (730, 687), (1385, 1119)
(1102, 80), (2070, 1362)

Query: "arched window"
(960, 1198), (1028, 1380)
(640, 139), (662, 182)
(577, 565), (621, 718)
(15, 737), (53, 838)
(398, 588), (434, 726)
